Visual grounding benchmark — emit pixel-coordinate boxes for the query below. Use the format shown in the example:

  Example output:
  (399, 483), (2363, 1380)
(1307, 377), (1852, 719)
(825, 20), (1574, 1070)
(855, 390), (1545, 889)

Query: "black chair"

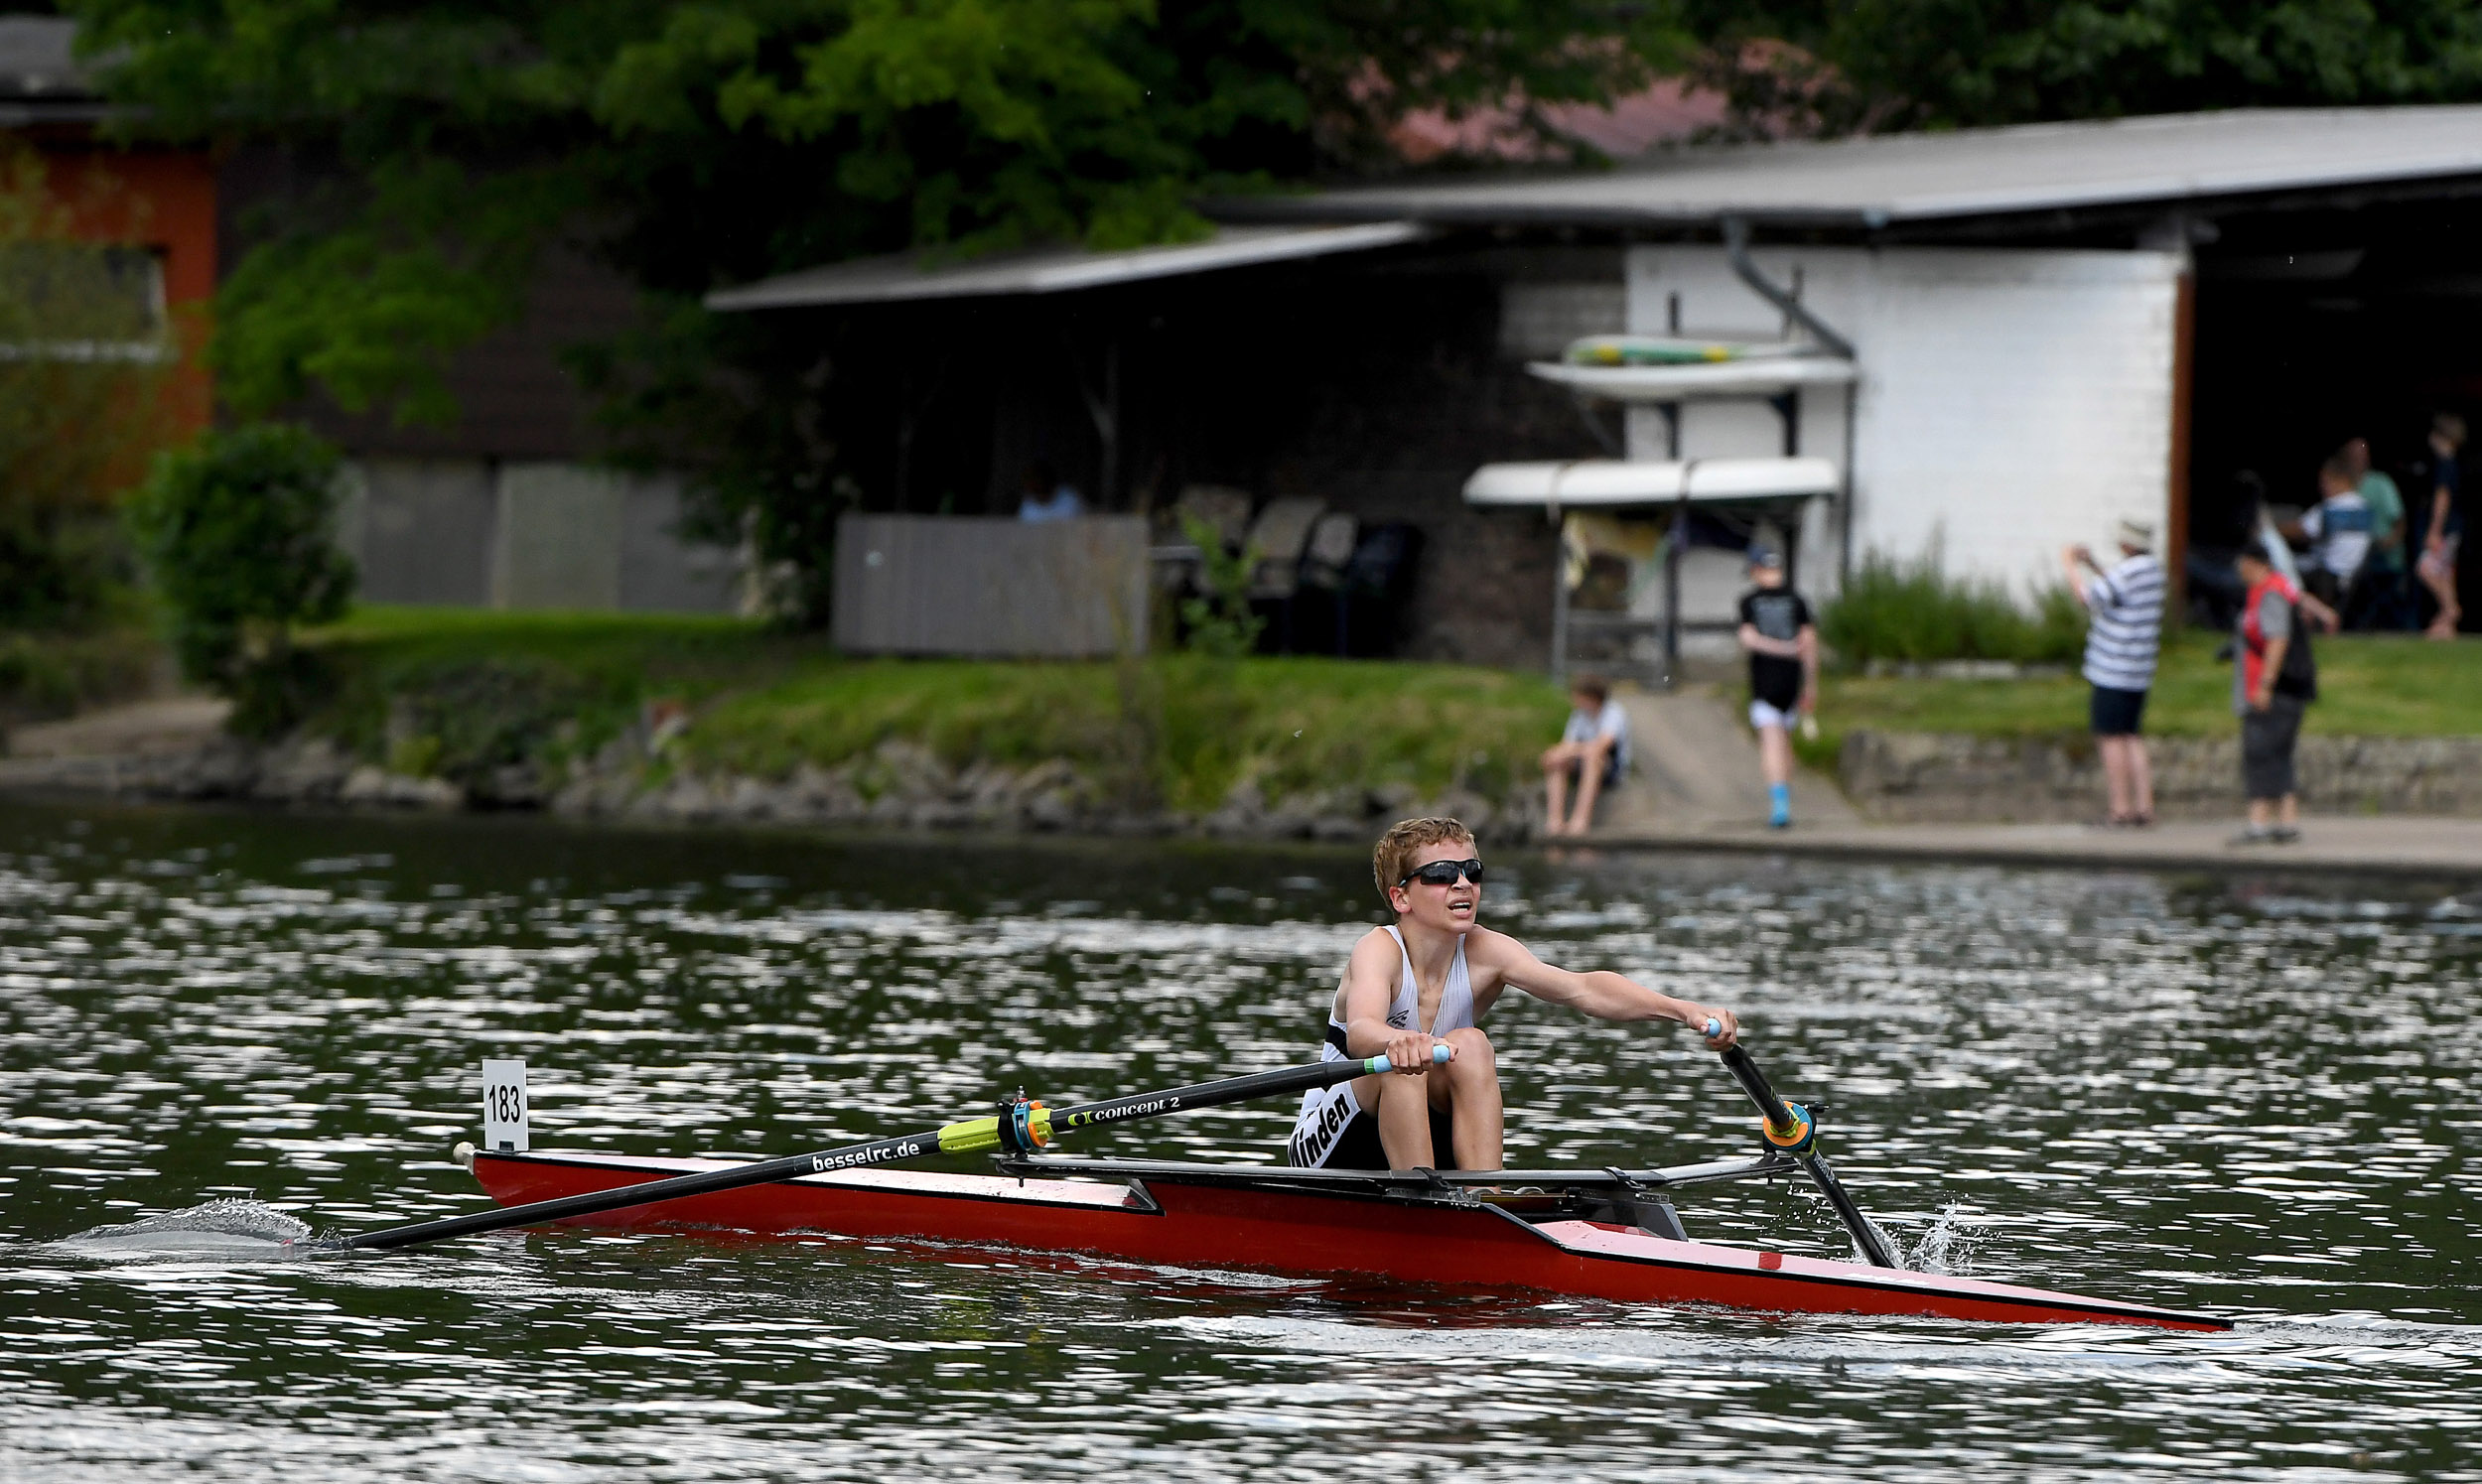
(1332, 523), (1423, 657)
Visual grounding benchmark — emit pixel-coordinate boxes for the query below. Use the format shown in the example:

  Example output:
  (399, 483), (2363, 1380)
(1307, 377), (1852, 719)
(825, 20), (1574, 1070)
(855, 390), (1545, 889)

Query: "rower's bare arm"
(1338, 930), (1435, 1074)
(1472, 932), (1738, 1046)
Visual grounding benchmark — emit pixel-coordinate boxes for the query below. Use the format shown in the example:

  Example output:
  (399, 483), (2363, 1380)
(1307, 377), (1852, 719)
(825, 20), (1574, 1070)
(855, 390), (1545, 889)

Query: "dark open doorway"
(2190, 199), (2482, 630)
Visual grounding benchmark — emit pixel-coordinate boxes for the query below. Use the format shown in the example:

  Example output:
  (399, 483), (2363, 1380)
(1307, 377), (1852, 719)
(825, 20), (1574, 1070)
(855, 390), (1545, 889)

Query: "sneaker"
(1768, 808), (1792, 830)
(2227, 826), (2275, 847)
(2269, 825), (2301, 844)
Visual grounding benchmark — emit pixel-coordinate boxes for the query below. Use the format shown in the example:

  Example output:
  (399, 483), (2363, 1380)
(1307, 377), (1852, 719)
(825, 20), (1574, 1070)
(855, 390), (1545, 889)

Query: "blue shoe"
(1767, 783), (1791, 829)
(1768, 806), (1792, 830)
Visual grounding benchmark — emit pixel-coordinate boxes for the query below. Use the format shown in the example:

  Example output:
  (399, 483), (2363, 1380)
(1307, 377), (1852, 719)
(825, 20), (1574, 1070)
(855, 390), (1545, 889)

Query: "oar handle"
(1378, 1044), (1456, 1073)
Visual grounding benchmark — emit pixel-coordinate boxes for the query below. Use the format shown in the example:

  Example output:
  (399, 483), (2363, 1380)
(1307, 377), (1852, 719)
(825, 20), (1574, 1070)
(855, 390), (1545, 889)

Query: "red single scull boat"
(458, 1143), (2229, 1331)
(375, 1039), (2227, 1333)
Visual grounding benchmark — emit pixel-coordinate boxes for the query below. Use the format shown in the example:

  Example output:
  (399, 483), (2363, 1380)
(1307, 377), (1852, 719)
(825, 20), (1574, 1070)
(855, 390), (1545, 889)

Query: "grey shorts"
(2240, 695), (2306, 800)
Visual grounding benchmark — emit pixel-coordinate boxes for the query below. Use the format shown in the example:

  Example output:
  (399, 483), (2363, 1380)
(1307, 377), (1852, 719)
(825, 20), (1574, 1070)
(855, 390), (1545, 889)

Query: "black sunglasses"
(1399, 859), (1485, 889)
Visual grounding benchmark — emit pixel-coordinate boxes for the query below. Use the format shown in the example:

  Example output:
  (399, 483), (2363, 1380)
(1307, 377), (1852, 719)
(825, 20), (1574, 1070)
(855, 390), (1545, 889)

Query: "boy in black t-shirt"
(1734, 547), (1817, 829)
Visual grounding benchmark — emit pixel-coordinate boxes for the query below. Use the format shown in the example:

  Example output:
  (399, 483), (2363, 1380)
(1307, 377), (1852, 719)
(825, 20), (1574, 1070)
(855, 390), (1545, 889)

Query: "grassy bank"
(299, 607), (1568, 809)
(1799, 629), (2482, 768)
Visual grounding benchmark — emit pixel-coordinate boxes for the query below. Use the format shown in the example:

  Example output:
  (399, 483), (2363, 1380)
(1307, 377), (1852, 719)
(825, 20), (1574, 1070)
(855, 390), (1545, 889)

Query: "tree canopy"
(1685, 0), (2482, 135)
(64, 1), (2482, 619)
(68, 0), (1672, 424)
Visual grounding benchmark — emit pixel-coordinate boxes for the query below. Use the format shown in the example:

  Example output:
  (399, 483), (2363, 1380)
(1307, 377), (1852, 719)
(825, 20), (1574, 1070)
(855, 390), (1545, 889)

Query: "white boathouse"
(714, 107), (2482, 667)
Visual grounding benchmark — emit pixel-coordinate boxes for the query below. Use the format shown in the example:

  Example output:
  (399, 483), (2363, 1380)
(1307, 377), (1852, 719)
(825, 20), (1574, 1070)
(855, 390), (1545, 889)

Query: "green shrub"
(1177, 514), (1263, 659)
(1820, 548), (2084, 666)
(375, 658), (617, 788)
(0, 626), (159, 719)
(124, 423), (356, 733)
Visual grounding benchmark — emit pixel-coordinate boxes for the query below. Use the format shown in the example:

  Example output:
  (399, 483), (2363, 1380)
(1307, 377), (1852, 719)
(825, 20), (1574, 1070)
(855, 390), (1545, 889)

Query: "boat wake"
(53, 1199), (313, 1261)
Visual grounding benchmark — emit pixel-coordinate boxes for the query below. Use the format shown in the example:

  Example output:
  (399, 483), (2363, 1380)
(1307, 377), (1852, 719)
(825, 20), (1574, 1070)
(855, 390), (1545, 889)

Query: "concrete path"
(1593, 686), (1856, 834)
(1587, 814), (2482, 878)
(5, 697), (230, 758)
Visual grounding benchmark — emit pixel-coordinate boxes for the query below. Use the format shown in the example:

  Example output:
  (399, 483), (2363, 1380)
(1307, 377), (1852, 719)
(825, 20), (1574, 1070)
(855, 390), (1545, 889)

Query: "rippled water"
(3, 799), (2477, 1481)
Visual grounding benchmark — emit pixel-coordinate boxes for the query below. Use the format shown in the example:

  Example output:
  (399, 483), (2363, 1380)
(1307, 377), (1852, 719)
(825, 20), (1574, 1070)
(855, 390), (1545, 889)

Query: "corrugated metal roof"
(1220, 107), (2482, 228)
(706, 222), (1426, 311)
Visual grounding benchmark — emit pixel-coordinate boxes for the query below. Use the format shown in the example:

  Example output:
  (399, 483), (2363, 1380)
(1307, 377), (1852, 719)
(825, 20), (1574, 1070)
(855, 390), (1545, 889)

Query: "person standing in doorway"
(2228, 538), (2335, 846)
(2288, 456), (2372, 612)
(1735, 547), (1816, 831)
(1540, 675), (1629, 838)
(2417, 414), (2466, 639)
(2061, 517), (2165, 828)
(2343, 438), (2410, 630)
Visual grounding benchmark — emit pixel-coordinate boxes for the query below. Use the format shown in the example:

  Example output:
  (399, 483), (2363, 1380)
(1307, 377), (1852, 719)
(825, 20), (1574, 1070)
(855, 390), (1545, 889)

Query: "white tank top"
(1319, 925), (1476, 1061)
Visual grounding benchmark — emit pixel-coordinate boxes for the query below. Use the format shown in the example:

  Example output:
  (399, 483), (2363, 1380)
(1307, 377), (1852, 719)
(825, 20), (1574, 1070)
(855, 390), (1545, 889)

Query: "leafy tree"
(124, 423), (356, 732)
(1680, 0), (2482, 134)
(66, 0), (1670, 618)
(0, 142), (174, 628)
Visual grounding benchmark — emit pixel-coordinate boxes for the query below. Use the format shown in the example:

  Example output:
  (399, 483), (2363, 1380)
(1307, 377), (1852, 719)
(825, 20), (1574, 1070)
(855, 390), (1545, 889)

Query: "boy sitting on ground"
(1734, 547), (1818, 830)
(1540, 674), (1629, 838)
(1288, 817), (1738, 1170)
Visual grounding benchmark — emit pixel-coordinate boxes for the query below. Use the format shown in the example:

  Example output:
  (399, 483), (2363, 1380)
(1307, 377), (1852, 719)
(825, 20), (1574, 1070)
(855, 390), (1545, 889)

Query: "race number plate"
(481, 1058), (530, 1152)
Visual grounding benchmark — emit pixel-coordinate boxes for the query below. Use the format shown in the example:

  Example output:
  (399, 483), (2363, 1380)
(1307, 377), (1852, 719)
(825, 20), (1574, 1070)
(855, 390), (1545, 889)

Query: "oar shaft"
(1718, 1043), (1800, 1135)
(332, 1048), (1442, 1252)
(1797, 1151), (1899, 1269)
(1707, 1035), (1900, 1270)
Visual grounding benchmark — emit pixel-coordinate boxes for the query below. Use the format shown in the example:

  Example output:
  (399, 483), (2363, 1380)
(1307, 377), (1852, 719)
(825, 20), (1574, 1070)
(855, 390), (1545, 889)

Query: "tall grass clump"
(1821, 548), (2085, 666)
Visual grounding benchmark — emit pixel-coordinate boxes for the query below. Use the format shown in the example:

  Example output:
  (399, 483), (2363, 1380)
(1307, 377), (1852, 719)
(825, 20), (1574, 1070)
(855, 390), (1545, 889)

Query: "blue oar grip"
(1363, 1044), (1455, 1075)
(1702, 1017), (1724, 1040)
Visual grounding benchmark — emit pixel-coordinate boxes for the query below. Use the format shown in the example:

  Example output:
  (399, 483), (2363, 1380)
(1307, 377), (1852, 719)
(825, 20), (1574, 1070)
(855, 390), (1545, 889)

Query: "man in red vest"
(2230, 539), (2338, 846)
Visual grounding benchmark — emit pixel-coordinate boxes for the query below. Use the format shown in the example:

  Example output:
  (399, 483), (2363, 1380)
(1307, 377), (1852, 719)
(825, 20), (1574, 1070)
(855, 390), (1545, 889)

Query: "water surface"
(2, 801), (2476, 1480)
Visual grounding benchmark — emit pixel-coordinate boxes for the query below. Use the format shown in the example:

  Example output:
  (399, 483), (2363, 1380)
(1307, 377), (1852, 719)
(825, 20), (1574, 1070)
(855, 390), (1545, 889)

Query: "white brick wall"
(1625, 244), (2182, 606)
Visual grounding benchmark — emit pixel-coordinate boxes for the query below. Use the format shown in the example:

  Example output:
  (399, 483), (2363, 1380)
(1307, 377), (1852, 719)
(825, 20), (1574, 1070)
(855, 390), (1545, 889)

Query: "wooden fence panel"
(831, 514), (1149, 657)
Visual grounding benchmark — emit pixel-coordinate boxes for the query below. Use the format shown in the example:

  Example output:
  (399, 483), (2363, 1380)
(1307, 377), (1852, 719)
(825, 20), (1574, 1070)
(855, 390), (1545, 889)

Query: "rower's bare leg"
(1435, 1026), (1503, 1171)
(1372, 1066), (1437, 1169)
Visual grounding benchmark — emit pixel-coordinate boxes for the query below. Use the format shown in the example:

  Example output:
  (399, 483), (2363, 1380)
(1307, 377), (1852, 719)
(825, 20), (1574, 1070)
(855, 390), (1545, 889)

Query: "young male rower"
(1287, 817), (1740, 1171)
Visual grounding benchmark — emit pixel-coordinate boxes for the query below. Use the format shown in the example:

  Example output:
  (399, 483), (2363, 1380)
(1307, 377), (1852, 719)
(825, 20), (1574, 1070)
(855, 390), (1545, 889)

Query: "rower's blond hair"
(1374, 817), (1475, 905)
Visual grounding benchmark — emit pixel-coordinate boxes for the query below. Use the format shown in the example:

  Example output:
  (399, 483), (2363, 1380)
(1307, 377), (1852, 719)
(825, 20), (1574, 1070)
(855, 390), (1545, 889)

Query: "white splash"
(1898, 1202), (1983, 1276)
(56, 1198), (312, 1259)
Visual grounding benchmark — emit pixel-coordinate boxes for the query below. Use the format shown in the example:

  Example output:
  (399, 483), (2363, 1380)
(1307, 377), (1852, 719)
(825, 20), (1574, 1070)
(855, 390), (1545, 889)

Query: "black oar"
(320, 1046), (1450, 1252)
(1703, 1021), (1901, 1269)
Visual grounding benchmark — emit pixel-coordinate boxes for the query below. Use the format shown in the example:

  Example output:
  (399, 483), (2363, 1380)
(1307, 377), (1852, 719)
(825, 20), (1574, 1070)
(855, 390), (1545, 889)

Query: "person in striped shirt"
(2061, 518), (2166, 827)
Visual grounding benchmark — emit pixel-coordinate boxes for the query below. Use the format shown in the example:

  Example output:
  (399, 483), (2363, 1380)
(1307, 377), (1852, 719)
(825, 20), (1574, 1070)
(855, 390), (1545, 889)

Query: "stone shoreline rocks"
(0, 728), (1543, 843)
(1841, 730), (2482, 822)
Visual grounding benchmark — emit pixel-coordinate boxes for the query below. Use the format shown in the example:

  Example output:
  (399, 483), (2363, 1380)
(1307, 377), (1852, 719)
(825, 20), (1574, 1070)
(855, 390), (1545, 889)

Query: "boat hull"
(470, 1150), (2229, 1331)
